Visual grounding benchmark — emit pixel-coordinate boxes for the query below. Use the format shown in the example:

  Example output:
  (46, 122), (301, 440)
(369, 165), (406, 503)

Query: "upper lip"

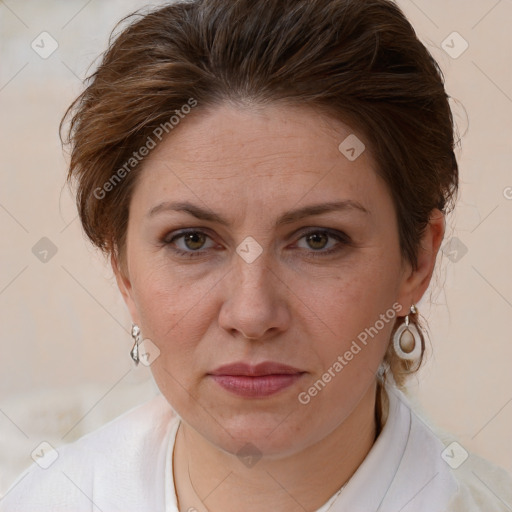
(209, 361), (304, 376)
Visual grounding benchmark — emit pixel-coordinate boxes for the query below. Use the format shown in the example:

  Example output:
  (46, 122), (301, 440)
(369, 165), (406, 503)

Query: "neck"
(173, 381), (381, 512)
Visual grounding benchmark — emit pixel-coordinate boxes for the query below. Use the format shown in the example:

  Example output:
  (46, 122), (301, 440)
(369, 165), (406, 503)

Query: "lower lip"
(210, 374), (304, 397)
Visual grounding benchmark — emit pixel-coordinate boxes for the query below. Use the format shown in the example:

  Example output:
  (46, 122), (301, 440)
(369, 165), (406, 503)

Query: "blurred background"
(0, 0), (511, 498)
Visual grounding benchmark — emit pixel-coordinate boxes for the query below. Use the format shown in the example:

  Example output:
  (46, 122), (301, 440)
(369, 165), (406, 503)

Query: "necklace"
(174, 423), (211, 512)
(175, 425), (350, 512)
(186, 455), (211, 512)
(183, 460), (348, 512)
(321, 481), (349, 512)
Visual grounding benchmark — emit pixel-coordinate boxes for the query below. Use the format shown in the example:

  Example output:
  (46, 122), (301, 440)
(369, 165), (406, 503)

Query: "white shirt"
(1, 383), (511, 511)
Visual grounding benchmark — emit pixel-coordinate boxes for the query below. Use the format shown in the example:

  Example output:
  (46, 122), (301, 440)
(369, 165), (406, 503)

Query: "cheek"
(130, 261), (194, 348)
(293, 267), (400, 430)
(130, 265), (208, 406)
(307, 253), (402, 367)
(128, 257), (220, 373)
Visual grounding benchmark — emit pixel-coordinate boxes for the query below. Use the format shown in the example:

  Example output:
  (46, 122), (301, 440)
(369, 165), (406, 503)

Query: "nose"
(218, 253), (290, 342)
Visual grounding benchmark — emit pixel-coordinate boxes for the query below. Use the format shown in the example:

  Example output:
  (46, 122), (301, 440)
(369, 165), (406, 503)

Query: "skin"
(112, 102), (445, 512)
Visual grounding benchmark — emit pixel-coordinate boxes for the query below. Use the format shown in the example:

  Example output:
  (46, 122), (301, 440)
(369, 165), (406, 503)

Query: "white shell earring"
(393, 305), (422, 360)
(130, 324), (141, 365)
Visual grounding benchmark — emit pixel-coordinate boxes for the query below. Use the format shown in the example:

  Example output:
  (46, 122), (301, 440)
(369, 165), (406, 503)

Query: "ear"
(111, 252), (140, 325)
(396, 209), (445, 314)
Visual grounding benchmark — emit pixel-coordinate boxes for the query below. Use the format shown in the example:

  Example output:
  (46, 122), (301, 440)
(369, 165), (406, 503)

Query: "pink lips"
(208, 362), (305, 398)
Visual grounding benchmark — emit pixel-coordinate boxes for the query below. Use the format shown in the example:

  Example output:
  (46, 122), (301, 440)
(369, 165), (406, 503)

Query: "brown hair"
(61, 0), (459, 391)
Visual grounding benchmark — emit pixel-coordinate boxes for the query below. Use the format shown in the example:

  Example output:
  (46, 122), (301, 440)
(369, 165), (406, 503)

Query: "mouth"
(208, 361), (306, 398)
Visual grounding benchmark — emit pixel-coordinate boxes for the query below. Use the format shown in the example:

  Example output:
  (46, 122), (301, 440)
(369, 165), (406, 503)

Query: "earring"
(130, 324), (141, 365)
(393, 305), (422, 360)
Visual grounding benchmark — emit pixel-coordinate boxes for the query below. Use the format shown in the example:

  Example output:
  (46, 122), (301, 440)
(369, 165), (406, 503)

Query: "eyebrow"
(147, 200), (369, 227)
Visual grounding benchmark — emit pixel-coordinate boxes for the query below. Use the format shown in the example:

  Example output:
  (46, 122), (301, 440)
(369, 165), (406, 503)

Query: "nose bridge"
(233, 224), (272, 277)
(233, 245), (274, 301)
(218, 244), (287, 339)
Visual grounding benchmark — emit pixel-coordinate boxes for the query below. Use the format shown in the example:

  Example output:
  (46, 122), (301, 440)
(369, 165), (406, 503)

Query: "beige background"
(0, 0), (511, 497)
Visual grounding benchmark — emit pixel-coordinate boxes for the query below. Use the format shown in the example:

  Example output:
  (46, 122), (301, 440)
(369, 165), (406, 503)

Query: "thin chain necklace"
(175, 405), (382, 512)
(174, 423), (211, 512)
(186, 452), (211, 512)
(321, 482), (348, 512)
(177, 427), (350, 512)
(184, 459), (348, 512)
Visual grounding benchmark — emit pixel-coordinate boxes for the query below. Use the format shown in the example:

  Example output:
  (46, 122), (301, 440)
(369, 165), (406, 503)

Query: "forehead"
(130, 103), (387, 217)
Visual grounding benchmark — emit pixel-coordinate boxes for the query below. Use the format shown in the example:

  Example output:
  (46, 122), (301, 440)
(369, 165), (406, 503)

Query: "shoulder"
(378, 385), (512, 512)
(0, 393), (177, 512)
(442, 450), (512, 511)
(400, 389), (512, 512)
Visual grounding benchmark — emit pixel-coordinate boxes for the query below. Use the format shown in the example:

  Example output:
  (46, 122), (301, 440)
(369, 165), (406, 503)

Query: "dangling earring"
(130, 323), (141, 365)
(393, 304), (422, 360)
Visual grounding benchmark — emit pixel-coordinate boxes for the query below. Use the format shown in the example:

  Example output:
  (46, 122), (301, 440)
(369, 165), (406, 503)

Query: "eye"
(164, 228), (351, 259)
(165, 230), (216, 258)
(295, 229), (350, 257)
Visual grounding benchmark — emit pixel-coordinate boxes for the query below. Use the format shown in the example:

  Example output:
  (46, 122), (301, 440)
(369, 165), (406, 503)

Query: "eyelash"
(164, 229), (351, 259)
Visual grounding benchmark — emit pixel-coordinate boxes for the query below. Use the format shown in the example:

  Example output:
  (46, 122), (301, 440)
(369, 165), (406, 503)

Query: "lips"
(208, 361), (305, 398)
(210, 361), (303, 376)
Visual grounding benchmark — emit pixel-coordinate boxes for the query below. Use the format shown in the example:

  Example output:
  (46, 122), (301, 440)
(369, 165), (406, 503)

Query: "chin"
(195, 406), (322, 460)
(214, 427), (307, 461)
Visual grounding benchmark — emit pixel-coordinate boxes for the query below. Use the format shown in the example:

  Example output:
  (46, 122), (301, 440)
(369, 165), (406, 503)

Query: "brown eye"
(295, 229), (351, 258)
(305, 232), (329, 250)
(165, 230), (216, 258)
(182, 232), (207, 250)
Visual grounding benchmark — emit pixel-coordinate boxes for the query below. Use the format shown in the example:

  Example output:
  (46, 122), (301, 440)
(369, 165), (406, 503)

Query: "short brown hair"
(61, 0), (459, 389)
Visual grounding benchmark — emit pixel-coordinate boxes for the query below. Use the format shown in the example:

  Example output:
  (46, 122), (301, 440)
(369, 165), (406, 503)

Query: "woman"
(1, 0), (511, 510)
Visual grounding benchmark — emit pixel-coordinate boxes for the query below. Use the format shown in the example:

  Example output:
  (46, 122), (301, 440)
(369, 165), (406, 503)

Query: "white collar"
(163, 383), (458, 512)
(329, 384), (458, 511)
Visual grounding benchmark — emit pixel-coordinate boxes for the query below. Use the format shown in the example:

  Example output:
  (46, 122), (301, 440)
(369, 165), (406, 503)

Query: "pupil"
(186, 233), (204, 249)
(182, 232), (328, 251)
(309, 233), (326, 249)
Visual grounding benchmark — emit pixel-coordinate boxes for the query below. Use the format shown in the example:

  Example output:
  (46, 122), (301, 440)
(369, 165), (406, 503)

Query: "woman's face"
(114, 103), (437, 457)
